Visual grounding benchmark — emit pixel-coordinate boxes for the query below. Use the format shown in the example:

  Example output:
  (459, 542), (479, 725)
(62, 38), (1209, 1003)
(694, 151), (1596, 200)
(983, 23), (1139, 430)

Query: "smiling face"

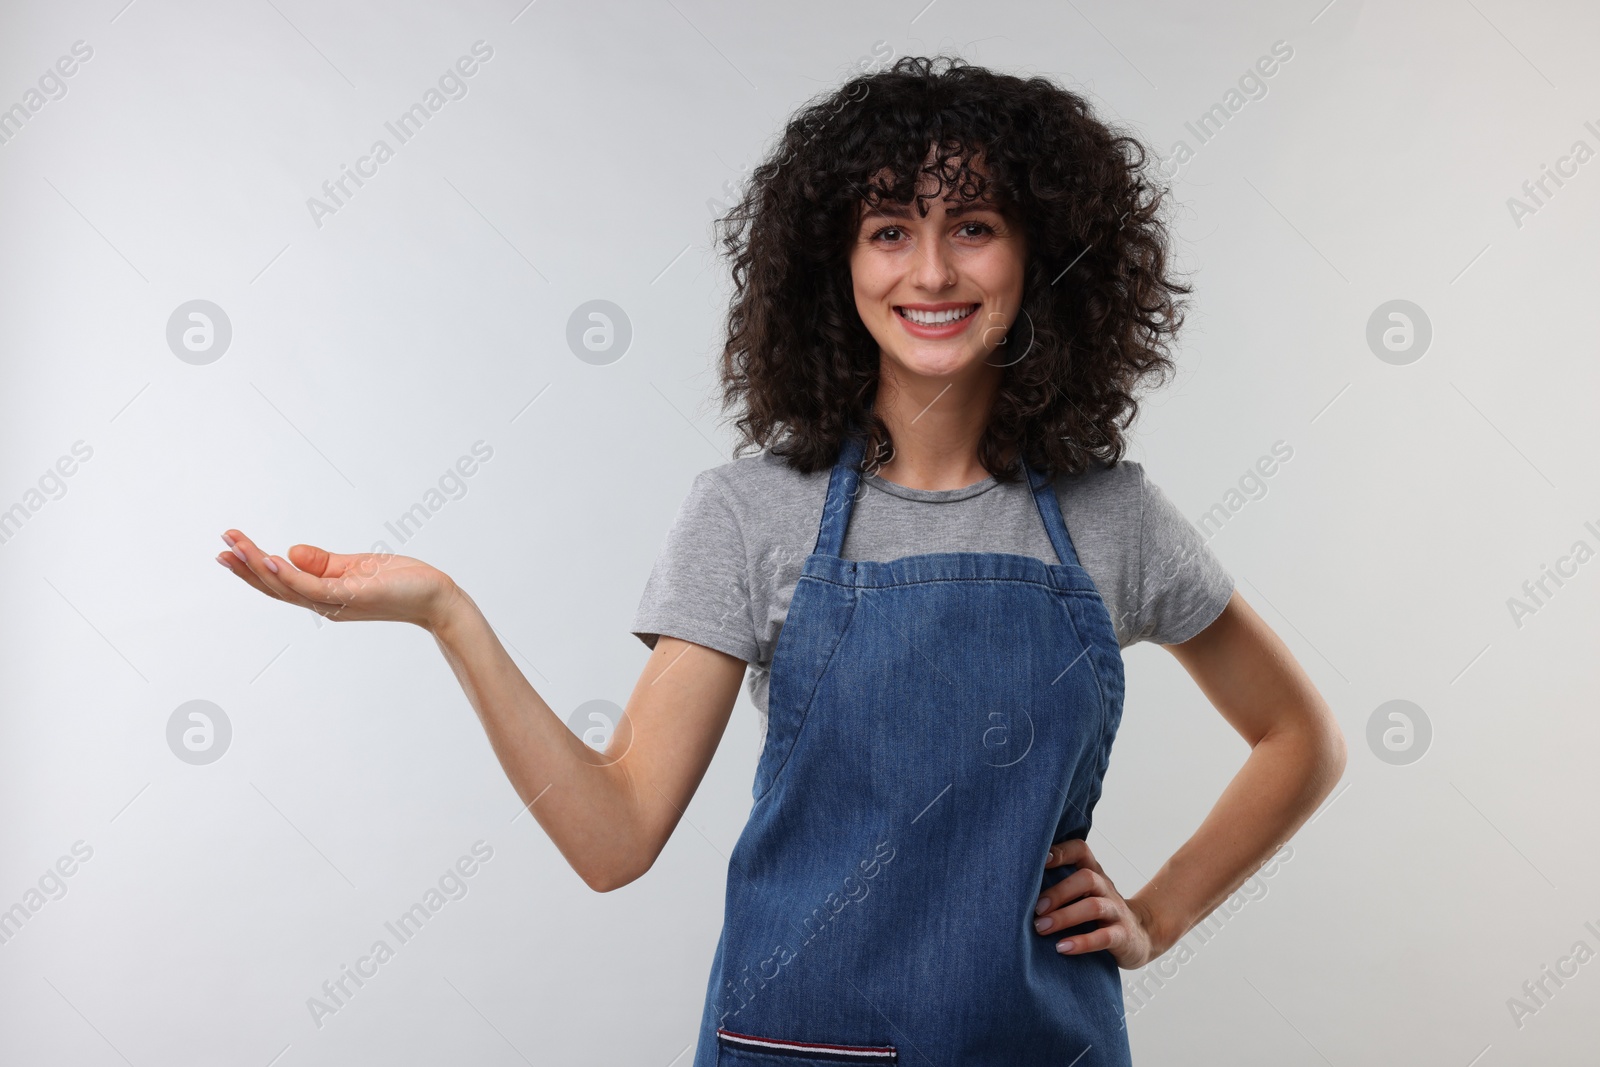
(848, 158), (1027, 388)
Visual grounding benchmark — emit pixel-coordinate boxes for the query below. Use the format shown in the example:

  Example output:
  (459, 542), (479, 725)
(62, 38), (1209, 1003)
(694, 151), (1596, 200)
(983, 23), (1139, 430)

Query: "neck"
(868, 353), (1005, 491)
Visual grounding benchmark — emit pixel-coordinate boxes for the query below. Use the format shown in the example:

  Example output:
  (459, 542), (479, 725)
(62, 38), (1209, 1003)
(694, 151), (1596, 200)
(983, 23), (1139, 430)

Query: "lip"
(894, 301), (981, 339)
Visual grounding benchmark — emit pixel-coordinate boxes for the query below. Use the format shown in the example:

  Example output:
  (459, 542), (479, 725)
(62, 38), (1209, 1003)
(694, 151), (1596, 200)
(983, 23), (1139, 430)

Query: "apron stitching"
(753, 578), (862, 805)
(1055, 596), (1109, 733)
(1060, 596), (1125, 831)
(855, 588), (956, 687)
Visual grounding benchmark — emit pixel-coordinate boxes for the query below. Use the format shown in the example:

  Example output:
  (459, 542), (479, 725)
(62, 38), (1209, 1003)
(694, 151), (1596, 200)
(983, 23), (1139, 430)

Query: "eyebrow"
(859, 199), (1002, 221)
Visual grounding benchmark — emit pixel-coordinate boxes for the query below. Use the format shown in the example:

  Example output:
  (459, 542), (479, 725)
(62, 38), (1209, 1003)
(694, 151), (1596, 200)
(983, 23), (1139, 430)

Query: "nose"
(911, 232), (958, 291)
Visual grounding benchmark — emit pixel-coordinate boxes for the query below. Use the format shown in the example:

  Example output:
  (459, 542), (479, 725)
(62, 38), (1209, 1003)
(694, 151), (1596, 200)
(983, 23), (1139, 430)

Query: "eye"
(869, 225), (905, 243)
(957, 221), (997, 238)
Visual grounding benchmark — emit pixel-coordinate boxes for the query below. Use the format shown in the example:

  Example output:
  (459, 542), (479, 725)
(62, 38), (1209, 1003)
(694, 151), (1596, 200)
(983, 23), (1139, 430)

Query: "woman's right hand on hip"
(216, 528), (460, 631)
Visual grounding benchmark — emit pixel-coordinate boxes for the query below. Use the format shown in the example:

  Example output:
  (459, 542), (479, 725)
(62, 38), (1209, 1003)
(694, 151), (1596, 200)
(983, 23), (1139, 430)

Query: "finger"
(1054, 921), (1123, 956)
(1034, 865), (1101, 917)
(1048, 837), (1105, 877)
(225, 531), (322, 611)
(216, 551), (286, 602)
(286, 542), (367, 580)
(1044, 838), (1082, 867)
(1035, 888), (1117, 936)
(287, 542), (332, 577)
(221, 534), (343, 615)
(270, 551), (357, 610)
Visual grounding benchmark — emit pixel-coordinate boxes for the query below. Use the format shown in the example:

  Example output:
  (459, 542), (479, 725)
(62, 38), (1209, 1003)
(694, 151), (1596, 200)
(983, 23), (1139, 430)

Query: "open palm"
(217, 529), (458, 629)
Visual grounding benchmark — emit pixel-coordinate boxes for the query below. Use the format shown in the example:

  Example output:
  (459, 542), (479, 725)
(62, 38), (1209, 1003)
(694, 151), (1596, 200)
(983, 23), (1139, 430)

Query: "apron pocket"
(716, 1027), (898, 1064)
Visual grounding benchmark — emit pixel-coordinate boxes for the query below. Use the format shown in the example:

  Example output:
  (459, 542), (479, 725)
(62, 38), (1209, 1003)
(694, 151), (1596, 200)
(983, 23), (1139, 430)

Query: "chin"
(886, 343), (982, 379)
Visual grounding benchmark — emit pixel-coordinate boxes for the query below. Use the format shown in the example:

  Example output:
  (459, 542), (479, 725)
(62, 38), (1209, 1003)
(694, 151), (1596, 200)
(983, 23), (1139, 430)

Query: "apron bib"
(692, 432), (1131, 1066)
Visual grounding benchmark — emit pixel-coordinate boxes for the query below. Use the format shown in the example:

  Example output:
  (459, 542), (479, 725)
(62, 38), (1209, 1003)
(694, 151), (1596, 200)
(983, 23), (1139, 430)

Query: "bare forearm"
(428, 588), (637, 889)
(1129, 712), (1345, 952)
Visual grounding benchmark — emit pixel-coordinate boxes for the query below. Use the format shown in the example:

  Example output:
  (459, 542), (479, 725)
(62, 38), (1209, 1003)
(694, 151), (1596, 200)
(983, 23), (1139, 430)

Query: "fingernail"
(264, 557), (279, 574)
(215, 555), (232, 568)
(1056, 939), (1074, 954)
(1034, 917), (1051, 933)
(1035, 896), (1049, 915)
(232, 544), (248, 563)
(221, 533), (235, 547)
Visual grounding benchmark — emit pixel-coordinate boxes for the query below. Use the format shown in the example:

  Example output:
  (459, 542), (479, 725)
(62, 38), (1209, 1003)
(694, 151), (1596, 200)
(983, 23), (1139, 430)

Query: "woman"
(218, 56), (1344, 1066)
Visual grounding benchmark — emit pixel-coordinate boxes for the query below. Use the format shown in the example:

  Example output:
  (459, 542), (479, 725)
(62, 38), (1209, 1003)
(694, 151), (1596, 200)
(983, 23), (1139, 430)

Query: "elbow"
(574, 772), (671, 893)
(578, 846), (661, 894)
(1260, 700), (1346, 800)
(1329, 721), (1349, 776)
(1318, 710), (1344, 777)
(1312, 702), (1348, 793)
(582, 867), (637, 894)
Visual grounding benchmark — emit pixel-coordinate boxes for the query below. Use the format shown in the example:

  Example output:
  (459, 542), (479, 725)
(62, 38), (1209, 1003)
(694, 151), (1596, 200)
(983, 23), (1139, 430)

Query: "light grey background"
(2, 0), (1597, 1063)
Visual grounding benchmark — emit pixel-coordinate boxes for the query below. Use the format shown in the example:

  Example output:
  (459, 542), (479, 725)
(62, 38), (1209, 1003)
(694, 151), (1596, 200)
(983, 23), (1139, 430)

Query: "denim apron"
(692, 432), (1130, 1066)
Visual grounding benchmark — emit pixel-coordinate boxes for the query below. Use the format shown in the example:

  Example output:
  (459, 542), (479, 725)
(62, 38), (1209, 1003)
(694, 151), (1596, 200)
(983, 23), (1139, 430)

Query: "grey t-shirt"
(632, 449), (1234, 740)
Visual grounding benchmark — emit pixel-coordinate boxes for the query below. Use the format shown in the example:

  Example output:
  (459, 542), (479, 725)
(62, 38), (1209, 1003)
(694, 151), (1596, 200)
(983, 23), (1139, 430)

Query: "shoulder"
(1050, 456), (1147, 528)
(1053, 455), (1144, 491)
(697, 448), (828, 495)
(693, 449), (832, 525)
(669, 450), (830, 574)
(1075, 458), (1235, 645)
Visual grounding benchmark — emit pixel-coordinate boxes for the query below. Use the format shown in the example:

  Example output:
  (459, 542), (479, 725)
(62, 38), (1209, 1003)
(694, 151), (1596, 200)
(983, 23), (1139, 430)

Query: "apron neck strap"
(1027, 466), (1081, 567)
(812, 432), (867, 557)
(810, 432), (1083, 568)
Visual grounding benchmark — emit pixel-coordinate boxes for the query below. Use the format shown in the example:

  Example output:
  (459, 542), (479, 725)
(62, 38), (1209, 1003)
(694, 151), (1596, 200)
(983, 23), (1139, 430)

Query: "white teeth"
(899, 305), (977, 326)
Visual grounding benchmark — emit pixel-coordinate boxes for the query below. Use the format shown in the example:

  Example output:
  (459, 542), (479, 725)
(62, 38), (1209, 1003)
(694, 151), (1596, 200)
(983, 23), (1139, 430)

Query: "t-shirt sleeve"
(1131, 466), (1236, 645)
(631, 469), (759, 663)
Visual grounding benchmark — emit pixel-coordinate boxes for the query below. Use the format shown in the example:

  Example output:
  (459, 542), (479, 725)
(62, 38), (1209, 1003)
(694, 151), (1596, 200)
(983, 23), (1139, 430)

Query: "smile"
(895, 303), (980, 326)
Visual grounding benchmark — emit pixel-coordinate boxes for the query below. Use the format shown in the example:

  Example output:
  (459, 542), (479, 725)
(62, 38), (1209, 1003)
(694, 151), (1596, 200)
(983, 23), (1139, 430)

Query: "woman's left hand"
(1033, 838), (1171, 969)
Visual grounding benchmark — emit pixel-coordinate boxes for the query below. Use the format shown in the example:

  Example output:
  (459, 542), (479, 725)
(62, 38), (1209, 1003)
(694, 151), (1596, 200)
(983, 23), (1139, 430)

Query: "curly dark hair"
(714, 54), (1191, 481)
